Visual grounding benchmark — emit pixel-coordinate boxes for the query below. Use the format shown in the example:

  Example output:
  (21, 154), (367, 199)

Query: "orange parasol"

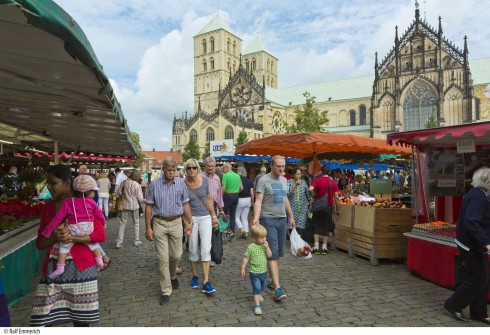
(235, 133), (412, 175)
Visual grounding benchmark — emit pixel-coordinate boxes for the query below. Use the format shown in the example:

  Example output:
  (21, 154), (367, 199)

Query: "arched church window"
(227, 58), (231, 72)
(233, 61), (236, 73)
(271, 77), (274, 87)
(203, 59), (207, 72)
(267, 59), (270, 71)
(245, 59), (249, 72)
(403, 81), (437, 131)
(271, 61), (274, 72)
(233, 41), (236, 56)
(202, 39), (207, 54)
(359, 105), (367, 125)
(227, 38), (230, 53)
(349, 110), (356, 126)
(252, 58), (256, 70)
(267, 76), (270, 86)
(206, 128), (215, 142)
(225, 126), (234, 140)
(210, 57), (214, 70)
(210, 37), (215, 52)
(190, 130), (198, 143)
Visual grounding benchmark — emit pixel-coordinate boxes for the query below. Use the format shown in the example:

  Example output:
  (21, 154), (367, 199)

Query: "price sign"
(457, 138), (475, 153)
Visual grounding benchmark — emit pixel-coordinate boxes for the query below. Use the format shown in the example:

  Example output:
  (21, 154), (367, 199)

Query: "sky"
(52, 0), (490, 151)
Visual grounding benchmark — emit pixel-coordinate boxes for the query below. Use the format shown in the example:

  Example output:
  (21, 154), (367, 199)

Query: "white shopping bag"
(290, 228), (312, 259)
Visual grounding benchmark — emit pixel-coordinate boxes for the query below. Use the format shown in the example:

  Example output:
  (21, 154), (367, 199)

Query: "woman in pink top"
(41, 174), (106, 279)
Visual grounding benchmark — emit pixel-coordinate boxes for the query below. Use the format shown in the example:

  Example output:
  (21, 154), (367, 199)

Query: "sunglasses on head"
(186, 166), (198, 170)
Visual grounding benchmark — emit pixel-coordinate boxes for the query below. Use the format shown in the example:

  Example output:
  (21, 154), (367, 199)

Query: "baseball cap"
(73, 174), (99, 193)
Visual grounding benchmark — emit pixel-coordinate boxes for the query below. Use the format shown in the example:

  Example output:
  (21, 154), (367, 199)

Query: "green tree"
(424, 107), (439, 129)
(284, 92), (329, 133)
(183, 137), (201, 162)
(129, 131), (144, 168)
(235, 129), (248, 147)
(202, 141), (211, 160)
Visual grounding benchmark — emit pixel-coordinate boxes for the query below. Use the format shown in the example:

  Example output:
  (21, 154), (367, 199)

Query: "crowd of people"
(21, 157), (440, 325)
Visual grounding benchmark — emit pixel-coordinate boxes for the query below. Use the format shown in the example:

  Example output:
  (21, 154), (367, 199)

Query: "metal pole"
(54, 141), (59, 164)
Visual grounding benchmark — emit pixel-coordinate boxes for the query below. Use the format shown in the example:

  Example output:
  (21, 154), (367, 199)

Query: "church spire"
(374, 52), (379, 80)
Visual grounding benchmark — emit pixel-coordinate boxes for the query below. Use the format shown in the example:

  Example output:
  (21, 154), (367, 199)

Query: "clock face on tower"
(231, 84), (251, 106)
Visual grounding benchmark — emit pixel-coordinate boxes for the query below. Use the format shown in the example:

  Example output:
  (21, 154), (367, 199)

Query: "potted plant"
(17, 167), (45, 201)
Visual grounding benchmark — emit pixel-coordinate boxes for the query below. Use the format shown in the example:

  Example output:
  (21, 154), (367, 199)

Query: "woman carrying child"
(30, 165), (106, 326)
(41, 174), (106, 279)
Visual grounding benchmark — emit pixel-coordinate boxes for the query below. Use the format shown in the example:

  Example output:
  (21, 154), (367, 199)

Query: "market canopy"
(387, 121), (490, 149)
(235, 132), (412, 174)
(0, 0), (137, 157)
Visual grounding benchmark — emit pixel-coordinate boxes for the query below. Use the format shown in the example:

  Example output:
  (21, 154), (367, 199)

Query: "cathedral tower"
(193, 12), (242, 114)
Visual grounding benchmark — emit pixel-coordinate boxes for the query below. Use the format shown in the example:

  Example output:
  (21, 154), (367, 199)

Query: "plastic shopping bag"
(290, 228), (312, 259)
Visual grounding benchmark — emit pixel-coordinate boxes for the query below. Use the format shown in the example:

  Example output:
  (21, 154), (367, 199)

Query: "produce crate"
(334, 204), (354, 228)
(334, 206), (413, 265)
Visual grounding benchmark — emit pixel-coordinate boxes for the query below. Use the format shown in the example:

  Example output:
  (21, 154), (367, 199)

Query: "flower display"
(0, 199), (45, 234)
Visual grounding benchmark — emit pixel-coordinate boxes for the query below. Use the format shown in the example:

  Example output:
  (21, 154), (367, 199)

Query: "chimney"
(152, 148), (155, 152)
(170, 148), (173, 152)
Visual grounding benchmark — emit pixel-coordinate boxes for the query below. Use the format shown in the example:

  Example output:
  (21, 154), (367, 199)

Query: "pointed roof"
(243, 36), (274, 57)
(196, 12), (238, 37)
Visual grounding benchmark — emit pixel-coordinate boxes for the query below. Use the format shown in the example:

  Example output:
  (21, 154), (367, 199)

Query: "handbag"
(311, 180), (333, 214)
(210, 227), (223, 264)
(115, 181), (126, 211)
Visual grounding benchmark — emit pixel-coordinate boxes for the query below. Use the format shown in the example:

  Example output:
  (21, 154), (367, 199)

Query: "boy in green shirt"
(240, 224), (272, 315)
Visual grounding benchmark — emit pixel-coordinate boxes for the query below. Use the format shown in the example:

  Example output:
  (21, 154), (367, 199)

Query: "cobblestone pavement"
(9, 216), (484, 327)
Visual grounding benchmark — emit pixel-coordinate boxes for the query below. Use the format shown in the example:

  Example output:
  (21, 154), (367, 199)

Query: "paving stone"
(6, 216), (483, 327)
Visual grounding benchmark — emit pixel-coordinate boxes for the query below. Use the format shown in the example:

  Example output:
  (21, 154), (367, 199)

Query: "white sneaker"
(134, 240), (142, 246)
(116, 243), (122, 249)
(210, 261), (216, 267)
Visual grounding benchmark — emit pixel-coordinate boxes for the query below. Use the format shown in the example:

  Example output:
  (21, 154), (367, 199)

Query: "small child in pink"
(42, 174), (106, 279)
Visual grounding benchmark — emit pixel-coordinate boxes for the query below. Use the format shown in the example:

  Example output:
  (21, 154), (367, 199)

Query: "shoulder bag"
(311, 179), (333, 215)
(115, 180), (126, 211)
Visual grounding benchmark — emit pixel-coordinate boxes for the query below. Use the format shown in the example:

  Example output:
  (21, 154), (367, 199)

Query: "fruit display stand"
(335, 203), (412, 265)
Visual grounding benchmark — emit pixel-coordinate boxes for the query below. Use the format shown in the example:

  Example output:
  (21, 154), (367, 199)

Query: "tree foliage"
(129, 131), (144, 168)
(235, 129), (249, 147)
(183, 137), (201, 162)
(202, 141), (211, 160)
(424, 107), (439, 129)
(284, 92), (329, 133)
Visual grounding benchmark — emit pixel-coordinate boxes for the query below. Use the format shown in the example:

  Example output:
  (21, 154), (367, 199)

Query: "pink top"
(200, 171), (224, 209)
(41, 197), (106, 238)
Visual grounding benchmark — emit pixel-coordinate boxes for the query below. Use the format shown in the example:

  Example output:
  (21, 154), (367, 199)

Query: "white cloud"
(52, 0), (490, 151)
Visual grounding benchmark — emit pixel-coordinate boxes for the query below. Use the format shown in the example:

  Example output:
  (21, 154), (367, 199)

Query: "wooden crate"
(334, 204), (354, 228)
(333, 206), (412, 265)
(353, 206), (412, 234)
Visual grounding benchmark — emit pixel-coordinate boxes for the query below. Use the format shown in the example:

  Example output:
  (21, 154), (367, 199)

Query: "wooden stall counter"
(335, 205), (412, 265)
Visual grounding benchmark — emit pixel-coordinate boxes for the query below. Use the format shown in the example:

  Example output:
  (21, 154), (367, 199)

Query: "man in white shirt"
(114, 167), (128, 194)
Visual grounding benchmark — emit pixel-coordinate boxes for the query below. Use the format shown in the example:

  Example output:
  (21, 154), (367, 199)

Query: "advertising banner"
(210, 139), (234, 157)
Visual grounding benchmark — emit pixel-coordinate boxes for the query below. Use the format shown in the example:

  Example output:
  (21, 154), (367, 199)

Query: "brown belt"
(153, 215), (180, 222)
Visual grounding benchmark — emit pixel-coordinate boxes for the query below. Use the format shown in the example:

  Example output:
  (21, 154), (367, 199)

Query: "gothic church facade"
(172, 9), (490, 153)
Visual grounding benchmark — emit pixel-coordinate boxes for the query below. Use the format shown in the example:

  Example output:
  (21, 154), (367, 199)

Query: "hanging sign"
(210, 139), (234, 157)
(456, 138), (475, 153)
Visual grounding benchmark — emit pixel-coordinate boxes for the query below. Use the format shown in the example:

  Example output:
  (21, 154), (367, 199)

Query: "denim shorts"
(260, 217), (288, 260)
(249, 272), (267, 295)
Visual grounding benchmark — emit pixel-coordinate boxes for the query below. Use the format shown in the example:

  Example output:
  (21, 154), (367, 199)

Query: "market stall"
(0, 0), (138, 307)
(387, 121), (490, 291)
(236, 132), (413, 264)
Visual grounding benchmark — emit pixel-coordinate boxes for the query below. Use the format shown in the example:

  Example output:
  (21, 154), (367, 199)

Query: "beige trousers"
(152, 217), (183, 296)
(117, 209), (140, 245)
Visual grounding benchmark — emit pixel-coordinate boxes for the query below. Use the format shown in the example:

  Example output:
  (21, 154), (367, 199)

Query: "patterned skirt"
(30, 248), (99, 327)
